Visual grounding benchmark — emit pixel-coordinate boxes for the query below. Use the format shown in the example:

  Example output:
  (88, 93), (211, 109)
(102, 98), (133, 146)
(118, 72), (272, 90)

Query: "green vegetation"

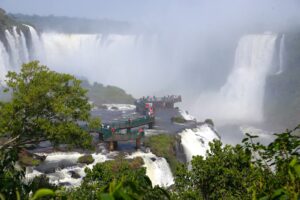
(144, 134), (180, 173)
(58, 157), (169, 200)
(171, 116), (187, 124)
(81, 80), (135, 106)
(0, 61), (98, 149)
(173, 127), (300, 200)
(77, 154), (95, 164)
(0, 61), (99, 199)
(0, 8), (30, 48)
(18, 153), (41, 167)
(2, 128), (298, 199)
(0, 61), (299, 199)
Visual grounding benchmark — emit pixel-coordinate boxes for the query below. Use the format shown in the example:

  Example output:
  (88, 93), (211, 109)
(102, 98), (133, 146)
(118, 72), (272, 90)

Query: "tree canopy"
(0, 61), (96, 149)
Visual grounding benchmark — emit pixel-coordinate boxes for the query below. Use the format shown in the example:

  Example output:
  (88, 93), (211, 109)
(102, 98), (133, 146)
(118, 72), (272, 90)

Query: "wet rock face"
(36, 160), (76, 173)
(0, 8), (32, 54)
(77, 154), (95, 164)
(69, 171), (81, 179)
(174, 135), (187, 163)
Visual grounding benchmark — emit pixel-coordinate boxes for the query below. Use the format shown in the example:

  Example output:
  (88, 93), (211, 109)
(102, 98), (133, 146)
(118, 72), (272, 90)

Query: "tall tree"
(0, 61), (95, 149)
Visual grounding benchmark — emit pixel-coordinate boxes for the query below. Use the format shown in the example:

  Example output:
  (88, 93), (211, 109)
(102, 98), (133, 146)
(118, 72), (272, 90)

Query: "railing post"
(113, 141), (118, 150)
(108, 141), (114, 151)
(136, 137), (141, 149)
(148, 122), (153, 129)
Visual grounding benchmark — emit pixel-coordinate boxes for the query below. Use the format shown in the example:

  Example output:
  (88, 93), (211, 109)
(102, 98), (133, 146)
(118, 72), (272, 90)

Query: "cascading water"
(193, 33), (278, 124)
(25, 151), (110, 187)
(25, 25), (44, 60)
(0, 26), (170, 94)
(0, 41), (10, 82)
(276, 34), (285, 75)
(179, 124), (219, 163)
(38, 32), (168, 94)
(127, 151), (174, 187)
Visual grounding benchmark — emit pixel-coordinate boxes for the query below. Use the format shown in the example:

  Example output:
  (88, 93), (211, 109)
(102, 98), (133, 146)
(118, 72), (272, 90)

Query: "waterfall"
(25, 151), (110, 187)
(0, 41), (10, 82)
(19, 30), (30, 63)
(276, 35), (285, 75)
(127, 151), (174, 187)
(0, 25), (177, 94)
(5, 29), (21, 69)
(179, 124), (219, 163)
(25, 150), (174, 188)
(25, 25), (44, 60)
(194, 33), (278, 124)
(3, 27), (31, 71)
(38, 32), (163, 92)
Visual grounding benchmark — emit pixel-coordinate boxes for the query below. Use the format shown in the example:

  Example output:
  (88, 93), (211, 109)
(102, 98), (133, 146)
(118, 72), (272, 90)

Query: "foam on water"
(127, 151), (174, 187)
(26, 151), (111, 187)
(179, 124), (219, 163)
(103, 104), (136, 111)
(179, 110), (196, 121)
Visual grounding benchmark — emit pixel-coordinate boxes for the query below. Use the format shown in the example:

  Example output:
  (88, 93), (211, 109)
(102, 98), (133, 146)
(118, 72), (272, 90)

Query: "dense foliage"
(0, 61), (99, 199)
(173, 126), (300, 200)
(0, 61), (96, 149)
(81, 80), (134, 106)
(57, 157), (170, 200)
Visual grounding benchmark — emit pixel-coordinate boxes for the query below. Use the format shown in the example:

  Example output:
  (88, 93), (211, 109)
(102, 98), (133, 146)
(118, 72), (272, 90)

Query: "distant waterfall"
(0, 41), (10, 82)
(25, 25), (44, 60)
(0, 27), (170, 94)
(194, 33), (278, 124)
(276, 35), (285, 75)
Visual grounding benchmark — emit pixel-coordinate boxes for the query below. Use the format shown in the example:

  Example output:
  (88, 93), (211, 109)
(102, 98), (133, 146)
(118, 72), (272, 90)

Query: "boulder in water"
(77, 154), (95, 164)
(59, 182), (72, 186)
(69, 170), (81, 179)
(204, 119), (214, 127)
(150, 157), (156, 162)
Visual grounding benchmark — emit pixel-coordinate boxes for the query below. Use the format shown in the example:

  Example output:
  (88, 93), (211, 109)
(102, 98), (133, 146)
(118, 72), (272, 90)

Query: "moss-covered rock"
(171, 116), (187, 124)
(144, 134), (180, 173)
(81, 80), (135, 106)
(0, 8), (31, 50)
(204, 118), (214, 127)
(77, 154), (95, 164)
(18, 150), (42, 166)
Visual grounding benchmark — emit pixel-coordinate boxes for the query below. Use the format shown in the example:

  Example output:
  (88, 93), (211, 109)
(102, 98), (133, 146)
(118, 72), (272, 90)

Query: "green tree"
(0, 61), (99, 199)
(174, 140), (255, 199)
(61, 158), (170, 200)
(0, 61), (94, 148)
(173, 125), (300, 200)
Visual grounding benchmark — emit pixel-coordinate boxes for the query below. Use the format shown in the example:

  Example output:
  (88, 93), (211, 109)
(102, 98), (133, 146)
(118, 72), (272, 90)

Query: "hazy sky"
(1, 0), (299, 26)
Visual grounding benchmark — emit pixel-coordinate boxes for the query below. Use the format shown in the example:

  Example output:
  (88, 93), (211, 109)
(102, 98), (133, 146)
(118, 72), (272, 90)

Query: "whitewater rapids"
(179, 124), (220, 163)
(127, 150), (174, 187)
(25, 151), (111, 187)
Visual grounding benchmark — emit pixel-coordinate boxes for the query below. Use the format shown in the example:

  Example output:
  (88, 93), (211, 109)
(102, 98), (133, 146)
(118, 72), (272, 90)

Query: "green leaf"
(30, 188), (55, 200)
(100, 193), (114, 200)
(242, 138), (249, 143)
(0, 193), (5, 200)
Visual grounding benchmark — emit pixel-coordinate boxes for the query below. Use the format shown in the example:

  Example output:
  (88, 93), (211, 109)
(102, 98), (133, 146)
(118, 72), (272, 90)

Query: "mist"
(2, 0), (300, 126)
